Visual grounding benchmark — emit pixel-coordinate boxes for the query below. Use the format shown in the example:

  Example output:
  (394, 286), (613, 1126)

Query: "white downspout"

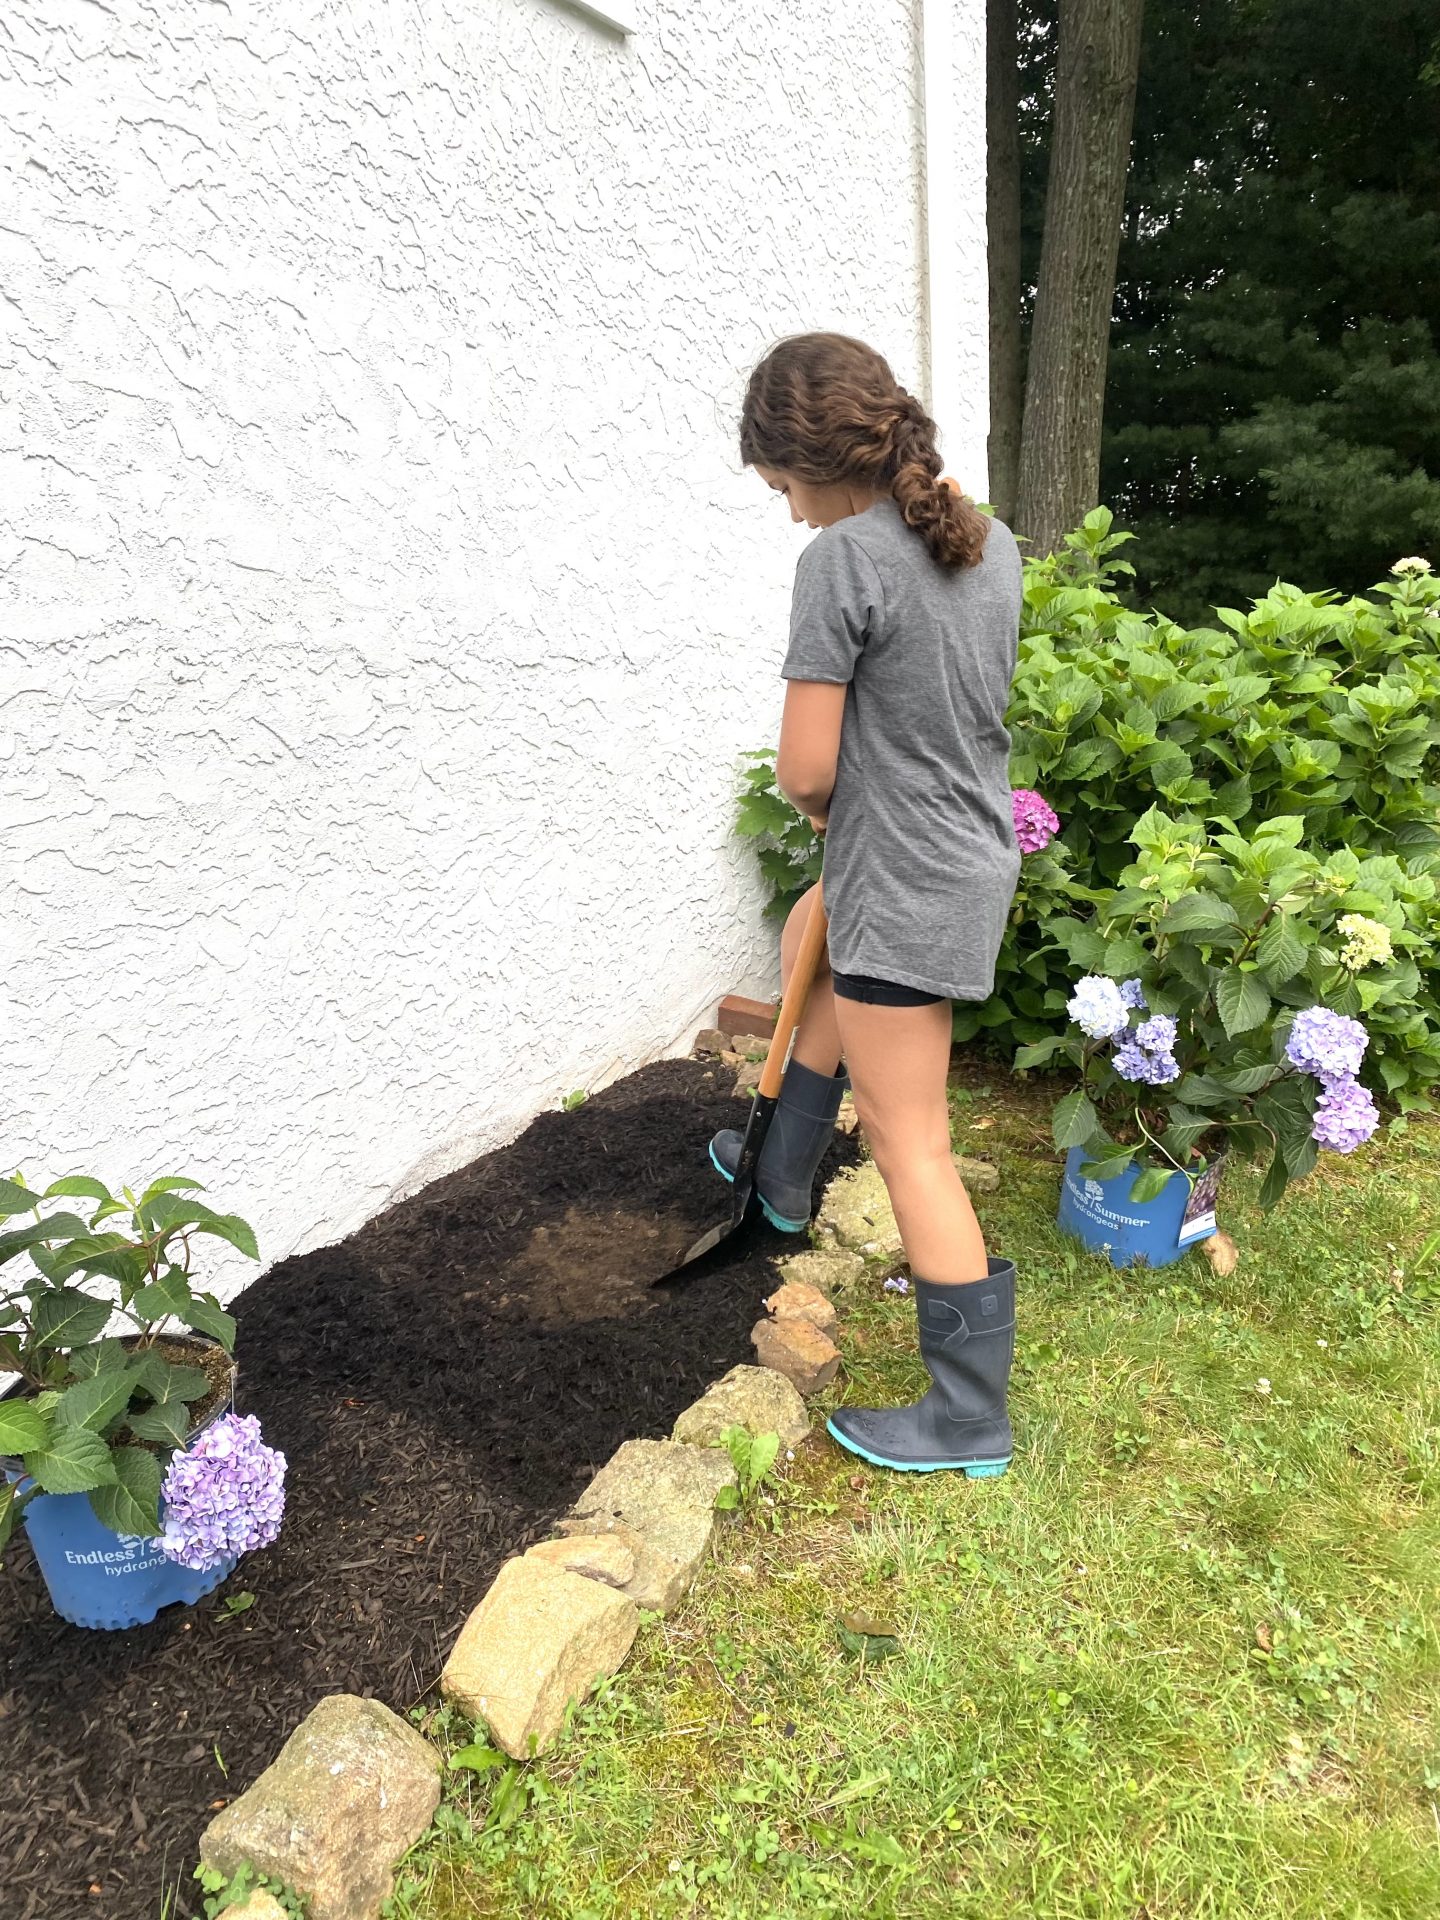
(921, 0), (960, 465)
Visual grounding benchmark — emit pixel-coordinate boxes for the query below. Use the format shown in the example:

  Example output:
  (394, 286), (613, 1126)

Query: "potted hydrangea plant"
(1016, 808), (1417, 1267)
(0, 1172), (286, 1628)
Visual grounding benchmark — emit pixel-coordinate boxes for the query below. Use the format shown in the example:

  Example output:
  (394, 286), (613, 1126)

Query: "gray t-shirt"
(782, 496), (1022, 1002)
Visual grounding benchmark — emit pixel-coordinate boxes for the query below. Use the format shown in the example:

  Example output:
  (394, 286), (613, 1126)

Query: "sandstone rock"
(777, 1246), (866, 1299)
(835, 1095), (862, 1136)
(199, 1695), (440, 1920)
(732, 1059), (763, 1095)
(751, 1315), (841, 1396)
(561, 1438), (737, 1611)
(225, 1897), (290, 1920)
(523, 1533), (636, 1589)
(671, 1363), (810, 1450)
(1200, 1228), (1238, 1276)
(440, 1557), (638, 1759)
(815, 1161), (903, 1258)
(953, 1153), (1000, 1193)
(763, 1280), (839, 1339)
(730, 1033), (773, 1061)
(693, 1027), (729, 1057)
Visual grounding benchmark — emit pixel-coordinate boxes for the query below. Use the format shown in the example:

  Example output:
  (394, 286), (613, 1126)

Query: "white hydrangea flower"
(1337, 913), (1393, 972)
(1067, 974), (1130, 1040)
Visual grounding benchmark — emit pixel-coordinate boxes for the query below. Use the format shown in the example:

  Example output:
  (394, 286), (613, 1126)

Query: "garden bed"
(0, 1057), (851, 1920)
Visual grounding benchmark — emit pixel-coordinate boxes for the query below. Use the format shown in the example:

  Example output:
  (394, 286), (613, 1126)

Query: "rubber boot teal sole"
(708, 1142), (809, 1234)
(825, 1415), (1011, 1478)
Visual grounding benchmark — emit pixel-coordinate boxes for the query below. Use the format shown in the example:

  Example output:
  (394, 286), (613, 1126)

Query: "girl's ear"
(940, 473), (962, 496)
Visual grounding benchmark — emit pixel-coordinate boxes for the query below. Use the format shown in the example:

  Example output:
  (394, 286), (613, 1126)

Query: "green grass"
(386, 1081), (1440, 1920)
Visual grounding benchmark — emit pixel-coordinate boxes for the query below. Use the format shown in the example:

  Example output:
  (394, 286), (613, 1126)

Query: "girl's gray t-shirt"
(782, 497), (1022, 1002)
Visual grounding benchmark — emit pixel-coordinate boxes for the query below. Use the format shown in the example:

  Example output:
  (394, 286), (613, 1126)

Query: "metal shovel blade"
(655, 1089), (777, 1282)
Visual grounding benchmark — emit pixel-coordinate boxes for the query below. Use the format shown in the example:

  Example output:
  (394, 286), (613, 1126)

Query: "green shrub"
(1029, 807), (1427, 1205)
(735, 518), (1440, 1106)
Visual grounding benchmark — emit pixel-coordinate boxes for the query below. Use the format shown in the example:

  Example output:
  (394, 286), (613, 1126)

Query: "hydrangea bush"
(739, 520), (1440, 1107)
(1025, 808), (1409, 1205)
(0, 1173), (276, 1558)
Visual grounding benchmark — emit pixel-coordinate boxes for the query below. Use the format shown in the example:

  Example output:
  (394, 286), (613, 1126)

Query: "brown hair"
(739, 332), (989, 570)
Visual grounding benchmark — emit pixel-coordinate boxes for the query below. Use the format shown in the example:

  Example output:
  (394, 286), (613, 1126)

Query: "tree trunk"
(986, 0), (1023, 524)
(1015, 0), (1145, 554)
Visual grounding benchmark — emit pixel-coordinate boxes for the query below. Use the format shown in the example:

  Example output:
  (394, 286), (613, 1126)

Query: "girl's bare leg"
(779, 884), (843, 1076)
(834, 995), (987, 1285)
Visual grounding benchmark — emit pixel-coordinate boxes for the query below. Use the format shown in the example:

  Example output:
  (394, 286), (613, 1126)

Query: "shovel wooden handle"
(757, 883), (828, 1101)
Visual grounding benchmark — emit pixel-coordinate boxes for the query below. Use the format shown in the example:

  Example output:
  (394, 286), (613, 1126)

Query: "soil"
(0, 1058), (856, 1920)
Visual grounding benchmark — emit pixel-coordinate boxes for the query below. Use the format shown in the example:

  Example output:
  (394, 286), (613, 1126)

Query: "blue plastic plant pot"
(1056, 1145), (1217, 1270)
(7, 1474), (236, 1629)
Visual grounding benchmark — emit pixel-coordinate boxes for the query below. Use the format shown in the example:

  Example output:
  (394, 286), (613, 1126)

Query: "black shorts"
(831, 971), (945, 1008)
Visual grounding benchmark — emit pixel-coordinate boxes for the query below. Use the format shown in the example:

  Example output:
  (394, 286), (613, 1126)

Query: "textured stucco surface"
(1, 0), (987, 1297)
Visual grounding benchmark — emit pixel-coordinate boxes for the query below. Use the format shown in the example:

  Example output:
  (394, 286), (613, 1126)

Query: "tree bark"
(1015, 0), (1145, 554)
(986, 0), (1023, 524)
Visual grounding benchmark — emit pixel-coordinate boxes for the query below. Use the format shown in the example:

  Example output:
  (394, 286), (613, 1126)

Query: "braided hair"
(739, 332), (989, 570)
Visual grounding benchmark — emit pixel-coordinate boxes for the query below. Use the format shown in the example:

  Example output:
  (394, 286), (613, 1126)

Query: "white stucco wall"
(1, 0), (988, 1298)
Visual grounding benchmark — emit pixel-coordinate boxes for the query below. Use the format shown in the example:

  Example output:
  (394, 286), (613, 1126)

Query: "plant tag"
(1178, 1156), (1226, 1244)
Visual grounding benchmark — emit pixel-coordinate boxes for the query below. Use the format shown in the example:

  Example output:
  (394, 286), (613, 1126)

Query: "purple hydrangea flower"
(1119, 979), (1148, 1011)
(159, 1412), (287, 1573)
(1068, 975), (1130, 1040)
(1311, 1077), (1379, 1154)
(1285, 1007), (1369, 1086)
(1114, 1041), (1181, 1086)
(1136, 1015), (1178, 1054)
(1011, 788), (1061, 855)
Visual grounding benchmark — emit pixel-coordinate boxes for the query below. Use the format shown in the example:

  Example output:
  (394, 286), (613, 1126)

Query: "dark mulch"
(0, 1058), (855, 1920)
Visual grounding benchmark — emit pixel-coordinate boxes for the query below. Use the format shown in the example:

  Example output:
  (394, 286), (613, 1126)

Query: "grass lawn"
(387, 1076), (1440, 1920)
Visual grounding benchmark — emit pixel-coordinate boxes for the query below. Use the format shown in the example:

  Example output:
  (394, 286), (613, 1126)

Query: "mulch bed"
(0, 1057), (856, 1920)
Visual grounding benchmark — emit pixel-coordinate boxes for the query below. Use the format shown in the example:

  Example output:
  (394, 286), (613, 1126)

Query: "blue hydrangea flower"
(159, 1413), (287, 1573)
(1311, 1077), (1379, 1154)
(1067, 975), (1130, 1040)
(1115, 1041), (1181, 1086)
(1285, 1006), (1369, 1085)
(1119, 979), (1148, 1011)
(1135, 1014), (1178, 1054)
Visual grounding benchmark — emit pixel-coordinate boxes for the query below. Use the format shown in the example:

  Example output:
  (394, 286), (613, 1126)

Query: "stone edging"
(199, 1097), (997, 1919)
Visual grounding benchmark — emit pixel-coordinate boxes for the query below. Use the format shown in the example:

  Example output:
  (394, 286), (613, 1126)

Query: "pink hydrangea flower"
(1012, 788), (1060, 854)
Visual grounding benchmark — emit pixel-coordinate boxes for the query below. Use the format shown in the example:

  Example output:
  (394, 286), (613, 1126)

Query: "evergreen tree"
(1102, 0), (1440, 613)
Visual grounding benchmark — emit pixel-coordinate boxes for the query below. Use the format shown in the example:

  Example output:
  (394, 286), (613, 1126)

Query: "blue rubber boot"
(828, 1262), (1015, 1475)
(709, 1059), (848, 1233)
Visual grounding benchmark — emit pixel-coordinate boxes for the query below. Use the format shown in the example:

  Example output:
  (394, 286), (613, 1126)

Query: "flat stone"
(751, 1316), (841, 1396)
(693, 1027), (729, 1057)
(730, 1033), (773, 1061)
(440, 1557), (638, 1760)
(763, 1280), (839, 1338)
(671, 1363), (810, 1451)
(731, 1059), (763, 1094)
(225, 1898), (290, 1920)
(815, 1161), (903, 1259)
(1200, 1228), (1238, 1275)
(561, 1438), (737, 1611)
(835, 1095), (862, 1136)
(777, 1247), (866, 1299)
(523, 1533), (636, 1589)
(199, 1695), (440, 1920)
(954, 1153), (1000, 1192)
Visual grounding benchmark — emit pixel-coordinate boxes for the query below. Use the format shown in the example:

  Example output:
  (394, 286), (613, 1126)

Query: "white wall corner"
(922, 0), (990, 500)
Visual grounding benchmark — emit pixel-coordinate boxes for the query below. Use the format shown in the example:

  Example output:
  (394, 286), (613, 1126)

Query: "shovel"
(658, 883), (829, 1281)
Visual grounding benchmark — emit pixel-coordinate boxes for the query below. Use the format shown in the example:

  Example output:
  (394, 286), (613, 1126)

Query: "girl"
(710, 332), (1023, 1477)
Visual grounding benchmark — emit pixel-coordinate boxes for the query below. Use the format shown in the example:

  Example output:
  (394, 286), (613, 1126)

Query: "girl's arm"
(777, 680), (847, 827)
